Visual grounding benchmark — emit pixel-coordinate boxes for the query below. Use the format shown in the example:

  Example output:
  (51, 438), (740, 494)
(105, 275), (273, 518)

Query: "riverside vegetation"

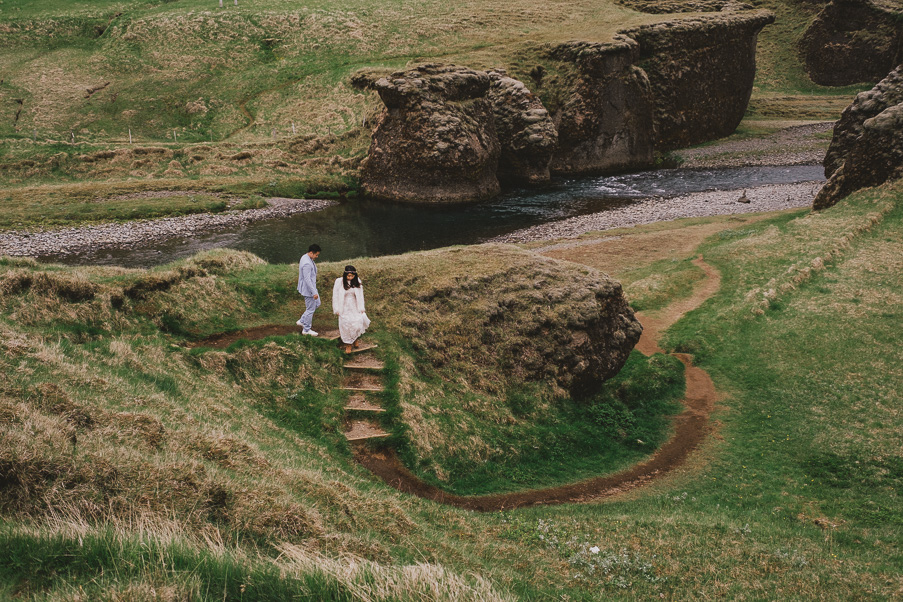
(1, 180), (902, 598)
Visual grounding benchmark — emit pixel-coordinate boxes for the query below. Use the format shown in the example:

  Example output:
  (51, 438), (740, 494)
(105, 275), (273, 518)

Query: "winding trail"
(189, 256), (721, 510)
(353, 256), (721, 510)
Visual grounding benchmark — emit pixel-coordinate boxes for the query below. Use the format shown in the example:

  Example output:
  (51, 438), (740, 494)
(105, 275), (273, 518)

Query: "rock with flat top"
(356, 64), (500, 203)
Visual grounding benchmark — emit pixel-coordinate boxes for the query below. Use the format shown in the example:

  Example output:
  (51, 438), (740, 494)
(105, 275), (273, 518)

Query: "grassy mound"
(0, 244), (677, 502)
(357, 245), (678, 494)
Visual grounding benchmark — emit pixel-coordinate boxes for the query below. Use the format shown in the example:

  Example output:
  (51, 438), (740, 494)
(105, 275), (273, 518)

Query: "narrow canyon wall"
(354, 11), (773, 203)
(547, 38), (655, 176)
(623, 11), (775, 151)
(800, 0), (903, 87)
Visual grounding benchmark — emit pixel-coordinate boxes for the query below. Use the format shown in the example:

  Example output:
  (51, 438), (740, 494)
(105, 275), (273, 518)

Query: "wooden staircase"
(340, 342), (389, 442)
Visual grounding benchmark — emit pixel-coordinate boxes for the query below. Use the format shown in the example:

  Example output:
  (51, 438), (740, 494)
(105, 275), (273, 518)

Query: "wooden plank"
(345, 420), (389, 441)
(343, 360), (386, 371)
(345, 405), (386, 413)
(344, 343), (378, 355)
(346, 432), (390, 441)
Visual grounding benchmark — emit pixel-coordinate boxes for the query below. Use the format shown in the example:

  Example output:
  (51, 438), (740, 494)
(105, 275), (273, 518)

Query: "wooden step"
(343, 343), (378, 355)
(341, 372), (383, 392)
(343, 357), (385, 371)
(345, 420), (390, 441)
(344, 394), (385, 413)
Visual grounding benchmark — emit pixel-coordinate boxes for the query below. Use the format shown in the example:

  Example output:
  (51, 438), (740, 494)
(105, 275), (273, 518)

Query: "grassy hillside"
(748, 0), (873, 121)
(0, 0), (870, 228)
(0, 0), (655, 147)
(2, 179), (902, 598)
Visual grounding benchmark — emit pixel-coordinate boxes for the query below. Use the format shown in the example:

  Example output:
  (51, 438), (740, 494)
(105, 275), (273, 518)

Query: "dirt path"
(356, 350), (715, 510)
(635, 256), (722, 356)
(354, 257), (722, 510)
(188, 256), (722, 510)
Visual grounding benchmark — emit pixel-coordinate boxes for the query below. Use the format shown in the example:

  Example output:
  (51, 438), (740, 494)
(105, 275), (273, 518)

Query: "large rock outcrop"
(823, 65), (903, 178)
(487, 70), (558, 184)
(814, 65), (903, 209)
(356, 64), (501, 203)
(623, 11), (775, 150)
(365, 244), (643, 398)
(800, 0), (903, 87)
(353, 11), (773, 201)
(547, 38), (655, 175)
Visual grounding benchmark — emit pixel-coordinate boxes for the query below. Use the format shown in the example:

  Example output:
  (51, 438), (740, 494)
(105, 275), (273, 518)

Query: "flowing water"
(54, 165), (824, 268)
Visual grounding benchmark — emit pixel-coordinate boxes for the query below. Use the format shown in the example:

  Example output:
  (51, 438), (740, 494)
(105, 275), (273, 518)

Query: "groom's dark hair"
(308, 244), (321, 253)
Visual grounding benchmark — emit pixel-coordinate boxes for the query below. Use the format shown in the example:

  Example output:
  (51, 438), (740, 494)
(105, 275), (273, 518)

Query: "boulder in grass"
(364, 244), (643, 399)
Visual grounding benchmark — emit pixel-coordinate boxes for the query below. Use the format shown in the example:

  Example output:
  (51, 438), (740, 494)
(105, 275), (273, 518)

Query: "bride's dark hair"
(342, 265), (361, 290)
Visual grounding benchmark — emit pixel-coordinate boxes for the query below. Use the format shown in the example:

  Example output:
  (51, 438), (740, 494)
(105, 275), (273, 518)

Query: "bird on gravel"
(738, 190), (750, 204)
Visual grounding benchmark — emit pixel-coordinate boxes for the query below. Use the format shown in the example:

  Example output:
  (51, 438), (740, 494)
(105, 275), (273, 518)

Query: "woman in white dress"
(332, 265), (370, 353)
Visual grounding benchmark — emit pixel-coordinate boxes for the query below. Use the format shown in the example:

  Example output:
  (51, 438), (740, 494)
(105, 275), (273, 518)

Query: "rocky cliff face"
(800, 0), (903, 87)
(623, 11), (775, 150)
(546, 39), (655, 175)
(356, 64), (501, 203)
(487, 70), (558, 184)
(814, 65), (903, 209)
(615, 0), (754, 13)
(353, 11), (772, 202)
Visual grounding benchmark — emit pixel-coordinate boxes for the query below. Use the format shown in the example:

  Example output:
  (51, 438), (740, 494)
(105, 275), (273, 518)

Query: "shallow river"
(56, 165), (825, 268)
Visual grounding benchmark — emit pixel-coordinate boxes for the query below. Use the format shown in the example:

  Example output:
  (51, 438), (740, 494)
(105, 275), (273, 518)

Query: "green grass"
(2, 181), (903, 598)
(385, 347), (684, 496)
(0, 173), (358, 229)
(12, 192), (227, 225)
(621, 255), (706, 312)
(0, 523), (514, 601)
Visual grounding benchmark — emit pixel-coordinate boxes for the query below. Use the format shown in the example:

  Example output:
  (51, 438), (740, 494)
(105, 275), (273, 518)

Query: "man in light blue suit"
(296, 243), (321, 335)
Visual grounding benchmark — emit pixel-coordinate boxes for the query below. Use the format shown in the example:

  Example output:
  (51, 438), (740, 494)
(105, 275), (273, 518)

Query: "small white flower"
(590, 546), (600, 554)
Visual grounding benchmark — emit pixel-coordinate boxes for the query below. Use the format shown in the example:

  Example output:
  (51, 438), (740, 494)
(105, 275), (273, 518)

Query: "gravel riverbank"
(0, 197), (336, 258)
(674, 122), (833, 169)
(0, 123), (832, 259)
(491, 181), (824, 244)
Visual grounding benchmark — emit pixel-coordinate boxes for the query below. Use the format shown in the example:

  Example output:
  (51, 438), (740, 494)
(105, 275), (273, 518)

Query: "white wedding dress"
(332, 278), (370, 344)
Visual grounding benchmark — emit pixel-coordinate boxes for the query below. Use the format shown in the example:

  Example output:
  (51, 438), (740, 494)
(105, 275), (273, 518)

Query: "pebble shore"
(0, 197), (336, 258)
(674, 122), (833, 169)
(491, 181), (825, 244)
(0, 123), (833, 259)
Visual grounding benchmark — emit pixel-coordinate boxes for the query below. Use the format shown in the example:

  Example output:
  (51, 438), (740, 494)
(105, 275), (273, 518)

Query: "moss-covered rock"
(800, 0), (903, 87)
(815, 64), (903, 209)
(623, 10), (775, 150)
(356, 64), (501, 203)
(546, 38), (655, 176)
